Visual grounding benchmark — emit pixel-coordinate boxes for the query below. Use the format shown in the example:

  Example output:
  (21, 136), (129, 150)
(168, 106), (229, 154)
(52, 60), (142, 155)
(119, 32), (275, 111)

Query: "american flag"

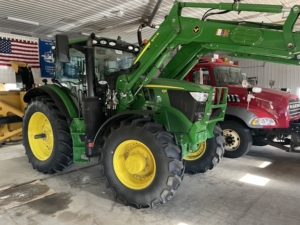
(0, 38), (40, 68)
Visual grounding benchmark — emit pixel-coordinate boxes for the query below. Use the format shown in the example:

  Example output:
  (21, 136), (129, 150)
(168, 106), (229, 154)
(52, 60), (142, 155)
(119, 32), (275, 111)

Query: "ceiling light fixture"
(55, 23), (76, 32)
(7, 17), (39, 26)
(110, 10), (124, 17)
(81, 32), (90, 36)
(10, 31), (32, 37)
(117, 10), (124, 17)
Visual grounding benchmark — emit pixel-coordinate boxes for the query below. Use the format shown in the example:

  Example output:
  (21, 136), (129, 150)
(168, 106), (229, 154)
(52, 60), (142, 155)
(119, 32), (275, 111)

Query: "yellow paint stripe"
(144, 84), (184, 90)
(134, 42), (151, 64)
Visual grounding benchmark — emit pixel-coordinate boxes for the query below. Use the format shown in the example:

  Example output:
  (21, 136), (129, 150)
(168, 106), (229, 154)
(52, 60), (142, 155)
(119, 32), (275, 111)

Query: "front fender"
(213, 106), (277, 128)
(24, 84), (79, 118)
(153, 107), (213, 143)
(92, 110), (154, 156)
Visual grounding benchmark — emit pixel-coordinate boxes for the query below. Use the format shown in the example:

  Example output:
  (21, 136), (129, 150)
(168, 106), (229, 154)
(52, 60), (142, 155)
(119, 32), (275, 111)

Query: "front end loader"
(0, 61), (35, 145)
(22, 1), (300, 207)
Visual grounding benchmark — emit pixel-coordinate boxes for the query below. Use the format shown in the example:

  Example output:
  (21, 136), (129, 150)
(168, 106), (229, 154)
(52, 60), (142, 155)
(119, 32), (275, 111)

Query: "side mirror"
(55, 35), (70, 63)
(247, 77), (258, 86)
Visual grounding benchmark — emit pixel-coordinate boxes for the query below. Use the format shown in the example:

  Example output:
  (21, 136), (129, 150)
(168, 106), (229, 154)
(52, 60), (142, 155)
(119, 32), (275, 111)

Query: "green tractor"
(23, 1), (300, 207)
(23, 34), (227, 207)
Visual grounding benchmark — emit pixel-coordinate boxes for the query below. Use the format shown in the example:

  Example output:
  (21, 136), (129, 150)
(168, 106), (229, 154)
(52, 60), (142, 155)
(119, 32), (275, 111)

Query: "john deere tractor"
(23, 1), (300, 207)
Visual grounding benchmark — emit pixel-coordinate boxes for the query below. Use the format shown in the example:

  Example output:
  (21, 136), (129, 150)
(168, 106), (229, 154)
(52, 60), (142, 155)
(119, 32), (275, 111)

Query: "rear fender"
(24, 85), (79, 118)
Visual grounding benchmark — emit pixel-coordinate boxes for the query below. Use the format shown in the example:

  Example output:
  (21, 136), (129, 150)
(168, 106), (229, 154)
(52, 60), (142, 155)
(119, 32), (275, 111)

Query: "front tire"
(23, 96), (73, 174)
(99, 119), (184, 208)
(184, 125), (224, 174)
(220, 120), (252, 158)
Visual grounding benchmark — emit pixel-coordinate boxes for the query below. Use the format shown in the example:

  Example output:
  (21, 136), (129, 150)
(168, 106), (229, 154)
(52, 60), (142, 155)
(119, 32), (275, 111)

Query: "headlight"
(99, 39), (108, 45)
(251, 118), (276, 126)
(109, 41), (117, 46)
(190, 92), (209, 102)
(128, 45), (134, 50)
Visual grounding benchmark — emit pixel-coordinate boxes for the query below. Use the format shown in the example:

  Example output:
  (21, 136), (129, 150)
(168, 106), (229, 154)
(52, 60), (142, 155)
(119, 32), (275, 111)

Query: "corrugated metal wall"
(229, 57), (300, 95)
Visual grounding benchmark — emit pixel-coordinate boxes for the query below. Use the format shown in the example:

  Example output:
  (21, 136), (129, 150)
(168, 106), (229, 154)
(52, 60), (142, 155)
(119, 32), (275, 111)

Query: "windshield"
(94, 47), (135, 79)
(55, 46), (136, 82)
(213, 66), (244, 86)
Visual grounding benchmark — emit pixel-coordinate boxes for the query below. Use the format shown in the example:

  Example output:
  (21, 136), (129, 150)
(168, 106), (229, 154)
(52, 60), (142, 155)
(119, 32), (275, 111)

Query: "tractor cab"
(53, 35), (139, 101)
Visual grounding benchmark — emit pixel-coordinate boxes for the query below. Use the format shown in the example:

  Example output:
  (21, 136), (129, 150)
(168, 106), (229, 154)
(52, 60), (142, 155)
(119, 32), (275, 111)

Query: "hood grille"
(168, 90), (206, 122)
(227, 94), (240, 102)
(289, 98), (300, 117)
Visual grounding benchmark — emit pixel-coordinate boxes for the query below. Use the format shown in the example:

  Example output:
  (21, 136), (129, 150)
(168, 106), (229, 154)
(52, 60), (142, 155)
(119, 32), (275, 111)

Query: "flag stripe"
(12, 41), (38, 45)
(11, 44), (38, 49)
(0, 56), (39, 62)
(12, 50), (39, 55)
(1, 52), (39, 57)
(12, 46), (39, 52)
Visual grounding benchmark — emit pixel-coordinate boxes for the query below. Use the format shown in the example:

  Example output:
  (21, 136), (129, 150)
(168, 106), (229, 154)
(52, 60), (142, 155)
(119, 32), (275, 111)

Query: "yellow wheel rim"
(28, 112), (54, 161)
(184, 141), (206, 161)
(113, 140), (156, 190)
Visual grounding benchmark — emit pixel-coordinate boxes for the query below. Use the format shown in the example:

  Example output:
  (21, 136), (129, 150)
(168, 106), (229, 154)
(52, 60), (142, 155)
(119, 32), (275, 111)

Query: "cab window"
(192, 68), (211, 85)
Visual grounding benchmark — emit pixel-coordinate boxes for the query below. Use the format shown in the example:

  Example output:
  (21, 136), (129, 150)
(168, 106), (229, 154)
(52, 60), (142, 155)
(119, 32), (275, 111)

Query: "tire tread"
(23, 96), (73, 174)
(184, 125), (225, 174)
(100, 119), (184, 208)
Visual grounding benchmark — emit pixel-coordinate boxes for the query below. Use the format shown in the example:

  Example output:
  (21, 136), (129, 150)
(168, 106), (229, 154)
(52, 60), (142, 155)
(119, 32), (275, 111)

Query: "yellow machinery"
(0, 61), (34, 145)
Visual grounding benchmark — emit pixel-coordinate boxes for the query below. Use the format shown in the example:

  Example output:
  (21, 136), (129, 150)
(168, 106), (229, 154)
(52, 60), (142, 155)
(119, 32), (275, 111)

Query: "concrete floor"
(1, 142), (300, 225)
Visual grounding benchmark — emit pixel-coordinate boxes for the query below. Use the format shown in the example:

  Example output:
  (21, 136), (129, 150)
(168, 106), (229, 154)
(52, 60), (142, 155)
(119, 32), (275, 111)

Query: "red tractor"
(185, 57), (300, 158)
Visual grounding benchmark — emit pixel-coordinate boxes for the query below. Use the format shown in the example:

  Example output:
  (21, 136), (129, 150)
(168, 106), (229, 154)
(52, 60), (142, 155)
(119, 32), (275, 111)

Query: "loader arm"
(117, 1), (300, 109)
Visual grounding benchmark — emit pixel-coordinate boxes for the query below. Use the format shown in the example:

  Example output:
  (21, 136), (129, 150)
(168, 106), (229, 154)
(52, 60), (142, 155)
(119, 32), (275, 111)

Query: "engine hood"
(226, 84), (296, 102)
(147, 78), (214, 92)
(225, 84), (300, 127)
(255, 87), (295, 101)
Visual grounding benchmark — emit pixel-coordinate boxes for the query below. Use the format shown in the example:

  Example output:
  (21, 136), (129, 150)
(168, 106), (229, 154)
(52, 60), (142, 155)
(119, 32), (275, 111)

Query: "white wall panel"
(230, 57), (300, 96)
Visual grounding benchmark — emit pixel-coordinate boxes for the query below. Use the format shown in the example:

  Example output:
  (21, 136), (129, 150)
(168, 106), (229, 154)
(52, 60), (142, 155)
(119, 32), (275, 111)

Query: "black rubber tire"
(184, 125), (225, 174)
(99, 119), (184, 208)
(220, 120), (252, 158)
(23, 96), (73, 174)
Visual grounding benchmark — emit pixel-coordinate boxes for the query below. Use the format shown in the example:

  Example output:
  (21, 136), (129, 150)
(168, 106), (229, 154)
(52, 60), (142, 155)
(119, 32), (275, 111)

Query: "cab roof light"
(99, 39), (108, 45)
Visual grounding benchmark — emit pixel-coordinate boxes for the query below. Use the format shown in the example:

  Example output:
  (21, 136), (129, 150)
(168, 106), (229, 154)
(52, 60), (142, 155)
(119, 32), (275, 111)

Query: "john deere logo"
(193, 26), (200, 33)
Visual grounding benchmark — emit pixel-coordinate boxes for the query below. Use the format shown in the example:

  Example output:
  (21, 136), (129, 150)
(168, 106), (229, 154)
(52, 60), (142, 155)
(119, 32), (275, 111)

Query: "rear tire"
(99, 119), (184, 208)
(220, 120), (252, 158)
(23, 96), (73, 174)
(184, 125), (224, 174)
